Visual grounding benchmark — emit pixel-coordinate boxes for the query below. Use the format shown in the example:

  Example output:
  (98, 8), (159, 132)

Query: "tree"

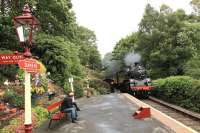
(32, 33), (83, 86)
(184, 56), (200, 79)
(111, 3), (200, 79)
(112, 32), (138, 62)
(136, 4), (196, 78)
(160, 4), (173, 15)
(0, 0), (102, 87)
(74, 26), (102, 70)
(190, 0), (200, 16)
(36, 0), (76, 39)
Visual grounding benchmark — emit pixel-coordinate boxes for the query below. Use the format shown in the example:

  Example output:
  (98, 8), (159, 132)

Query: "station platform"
(35, 93), (174, 133)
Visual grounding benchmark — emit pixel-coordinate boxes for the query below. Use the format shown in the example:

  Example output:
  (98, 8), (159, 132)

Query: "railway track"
(142, 97), (200, 133)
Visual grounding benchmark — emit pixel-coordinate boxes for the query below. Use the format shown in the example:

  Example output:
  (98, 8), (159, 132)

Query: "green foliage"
(74, 81), (84, 98)
(32, 106), (49, 126)
(0, 128), (13, 133)
(63, 79), (84, 98)
(0, 1), (103, 131)
(16, 69), (24, 84)
(111, 4), (200, 79)
(40, 74), (48, 91)
(74, 26), (102, 70)
(0, 16), (19, 50)
(89, 79), (110, 94)
(152, 76), (200, 113)
(137, 5), (195, 78)
(0, 0), (101, 91)
(9, 118), (19, 125)
(3, 89), (24, 108)
(190, 0), (200, 16)
(184, 56), (200, 79)
(112, 33), (138, 61)
(74, 87), (84, 98)
(34, 33), (83, 86)
(0, 10), (21, 83)
(0, 106), (48, 133)
(36, 0), (76, 38)
(63, 82), (71, 93)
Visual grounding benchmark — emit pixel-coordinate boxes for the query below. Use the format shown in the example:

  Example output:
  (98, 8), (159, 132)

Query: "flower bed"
(0, 106), (48, 133)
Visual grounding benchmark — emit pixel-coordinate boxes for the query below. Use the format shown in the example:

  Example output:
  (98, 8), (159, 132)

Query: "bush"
(0, 106), (49, 133)
(3, 89), (24, 108)
(184, 56), (200, 79)
(63, 82), (71, 93)
(16, 69), (24, 85)
(74, 82), (84, 98)
(0, 127), (13, 133)
(152, 76), (200, 113)
(89, 79), (110, 94)
(32, 106), (49, 127)
(63, 80), (84, 98)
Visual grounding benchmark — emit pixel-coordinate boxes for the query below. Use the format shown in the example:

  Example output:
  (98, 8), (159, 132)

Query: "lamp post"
(85, 64), (91, 98)
(13, 3), (39, 133)
(85, 64), (89, 89)
(68, 76), (75, 102)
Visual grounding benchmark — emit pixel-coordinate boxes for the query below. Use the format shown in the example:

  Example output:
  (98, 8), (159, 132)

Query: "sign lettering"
(18, 59), (40, 73)
(0, 54), (25, 64)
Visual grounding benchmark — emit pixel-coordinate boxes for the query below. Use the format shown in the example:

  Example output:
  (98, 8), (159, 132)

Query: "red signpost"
(0, 54), (25, 64)
(18, 59), (40, 73)
(12, 4), (40, 132)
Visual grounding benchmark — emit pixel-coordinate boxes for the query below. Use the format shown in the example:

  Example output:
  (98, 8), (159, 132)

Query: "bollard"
(133, 106), (151, 119)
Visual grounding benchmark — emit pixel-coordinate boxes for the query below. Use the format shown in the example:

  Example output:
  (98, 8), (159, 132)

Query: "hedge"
(152, 76), (200, 113)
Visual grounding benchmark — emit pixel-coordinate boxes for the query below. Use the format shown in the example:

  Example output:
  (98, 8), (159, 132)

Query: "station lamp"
(13, 4), (39, 57)
(13, 4), (40, 133)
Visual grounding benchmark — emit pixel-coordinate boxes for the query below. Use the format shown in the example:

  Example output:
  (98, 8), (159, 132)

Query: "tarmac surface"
(34, 94), (174, 133)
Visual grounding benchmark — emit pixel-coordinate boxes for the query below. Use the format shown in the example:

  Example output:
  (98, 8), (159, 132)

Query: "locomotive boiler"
(120, 62), (153, 98)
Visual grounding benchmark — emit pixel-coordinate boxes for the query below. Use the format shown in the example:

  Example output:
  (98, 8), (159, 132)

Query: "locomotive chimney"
(134, 62), (139, 67)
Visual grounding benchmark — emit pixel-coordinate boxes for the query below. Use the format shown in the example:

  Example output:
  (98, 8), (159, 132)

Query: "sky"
(72, 0), (192, 58)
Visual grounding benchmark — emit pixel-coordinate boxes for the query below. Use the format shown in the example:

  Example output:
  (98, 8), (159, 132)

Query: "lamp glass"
(17, 26), (25, 42)
(23, 25), (30, 42)
(16, 25), (30, 43)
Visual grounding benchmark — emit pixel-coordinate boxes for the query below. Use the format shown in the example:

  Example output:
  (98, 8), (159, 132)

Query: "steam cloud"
(124, 52), (141, 66)
(102, 52), (141, 78)
(102, 53), (121, 77)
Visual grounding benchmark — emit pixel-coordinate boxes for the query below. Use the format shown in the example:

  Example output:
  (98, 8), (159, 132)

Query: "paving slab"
(34, 94), (174, 133)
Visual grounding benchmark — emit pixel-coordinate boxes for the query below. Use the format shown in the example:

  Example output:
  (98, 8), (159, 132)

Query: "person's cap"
(68, 92), (74, 96)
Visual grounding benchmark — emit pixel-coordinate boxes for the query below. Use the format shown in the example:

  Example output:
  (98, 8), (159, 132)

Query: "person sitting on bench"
(71, 93), (81, 111)
(68, 91), (81, 111)
(60, 92), (78, 123)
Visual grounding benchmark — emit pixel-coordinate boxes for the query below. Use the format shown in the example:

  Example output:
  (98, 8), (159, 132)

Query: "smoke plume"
(102, 53), (122, 77)
(124, 52), (141, 66)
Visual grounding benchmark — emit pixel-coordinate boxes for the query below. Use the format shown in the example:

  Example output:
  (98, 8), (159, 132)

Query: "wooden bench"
(47, 100), (65, 128)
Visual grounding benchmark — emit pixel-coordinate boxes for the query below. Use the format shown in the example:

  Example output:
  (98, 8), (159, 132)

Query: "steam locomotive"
(119, 63), (153, 98)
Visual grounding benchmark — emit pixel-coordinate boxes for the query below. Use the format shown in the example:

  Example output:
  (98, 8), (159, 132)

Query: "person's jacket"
(60, 97), (73, 112)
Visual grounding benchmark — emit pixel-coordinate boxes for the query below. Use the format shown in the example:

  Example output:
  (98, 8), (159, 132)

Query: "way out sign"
(18, 59), (40, 73)
(0, 54), (24, 64)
